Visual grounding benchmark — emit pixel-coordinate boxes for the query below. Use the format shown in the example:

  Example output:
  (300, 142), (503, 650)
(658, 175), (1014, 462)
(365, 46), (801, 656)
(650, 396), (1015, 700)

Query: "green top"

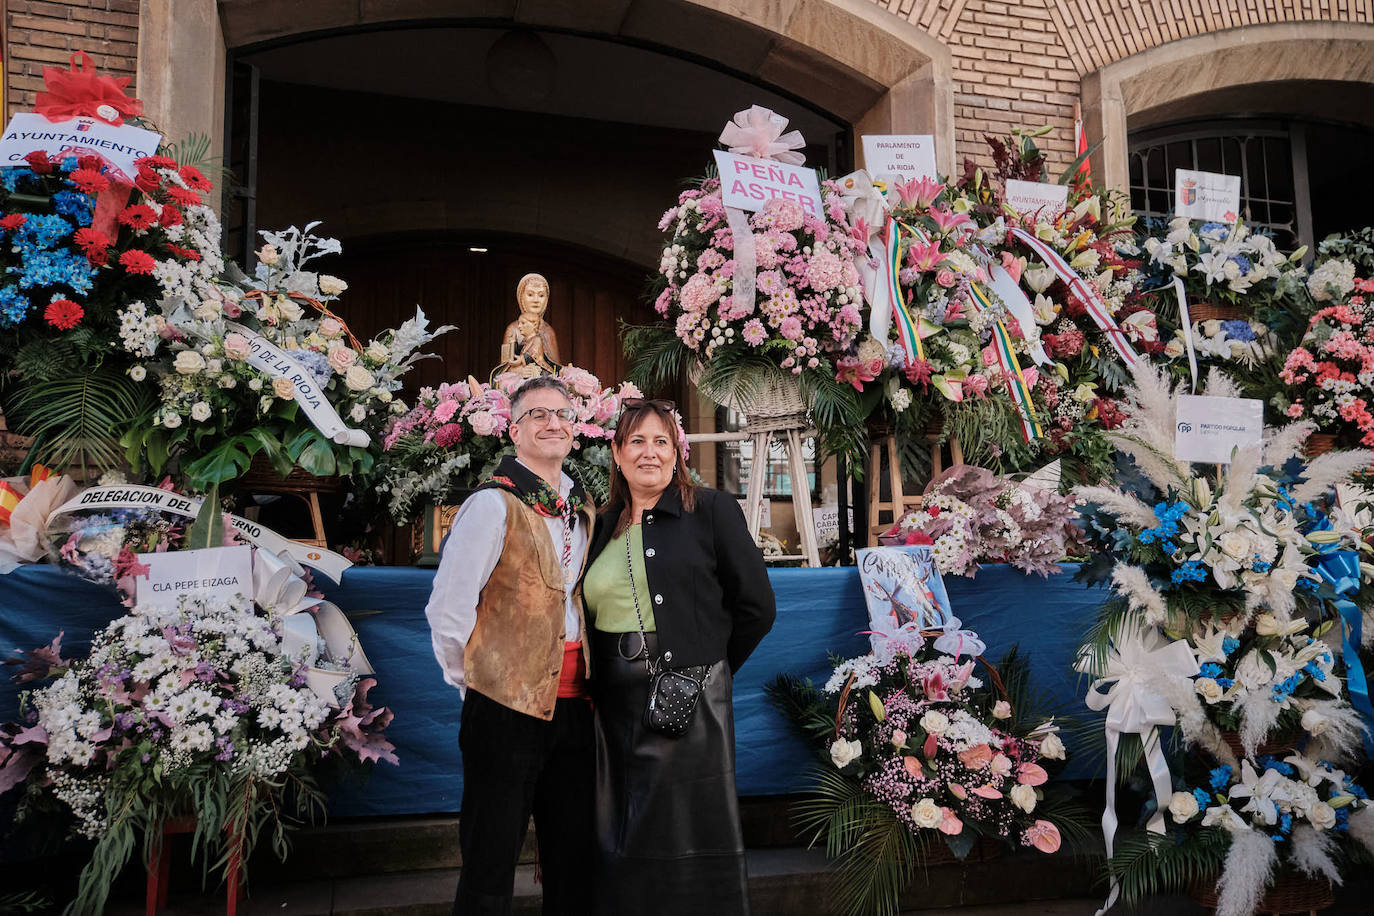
(583, 523), (655, 633)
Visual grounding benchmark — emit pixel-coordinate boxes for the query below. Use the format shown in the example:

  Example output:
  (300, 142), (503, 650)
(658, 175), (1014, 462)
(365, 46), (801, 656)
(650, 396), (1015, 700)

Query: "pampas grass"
(1111, 563), (1169, 626)
(1290, 449), (1374, 505)
(1216, 828), (1278, 916)
(1263, 420), (1316, 468)
(1347, 805), (1374, 858)
(1290, 824), (1342, 884)
(1236, 689), (1284, 757)
(1074, 485), (1159, 528)
(1302, 700), (1369, 766)
(1109, 365), (1192, 493)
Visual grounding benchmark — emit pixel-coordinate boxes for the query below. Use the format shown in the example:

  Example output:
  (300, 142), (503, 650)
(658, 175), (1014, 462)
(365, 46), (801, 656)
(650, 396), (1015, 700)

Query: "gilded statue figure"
(491, 272), (562, 382)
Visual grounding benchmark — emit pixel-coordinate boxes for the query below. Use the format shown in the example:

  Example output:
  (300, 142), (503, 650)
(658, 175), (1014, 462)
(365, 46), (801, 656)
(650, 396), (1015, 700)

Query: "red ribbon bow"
(35, 51), (143, 125)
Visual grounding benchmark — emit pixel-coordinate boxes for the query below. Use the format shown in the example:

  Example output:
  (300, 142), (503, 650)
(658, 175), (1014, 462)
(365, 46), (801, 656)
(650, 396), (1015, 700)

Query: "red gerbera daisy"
(119, 250), (156, 275)
(135, 154), (178, 171)
(118, 204), (158, 231)
(0, 214), (27, 232)
(77, 155), (105, 172)
(165, 186), (201, 208)
(73, 226), (110, 254)
(69, 167), (110, 194)
(44, 299), (84, 330)
(86, 246), (110, 267)
(157, 205), (184, 228)
(167, 244), (202, 262)
(24, 151), (55, 175)
(178, 165), (212, 192)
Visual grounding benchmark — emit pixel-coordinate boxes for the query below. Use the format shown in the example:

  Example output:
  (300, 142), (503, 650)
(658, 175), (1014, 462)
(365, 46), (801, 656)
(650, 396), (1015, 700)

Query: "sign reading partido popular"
(1173, 394), (1263, 464)
(0, 112), (161, 179)
(712, 149), (823, 215)
(1174, 168), (1241, 222)
(135, 545), (254, 611)
(1004, 179), (1069, 218)
(861, 134), (938, 184)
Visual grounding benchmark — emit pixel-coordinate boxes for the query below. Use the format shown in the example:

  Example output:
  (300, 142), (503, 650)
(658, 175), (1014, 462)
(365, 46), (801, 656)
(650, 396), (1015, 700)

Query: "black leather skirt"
(589, 629), (749, 916)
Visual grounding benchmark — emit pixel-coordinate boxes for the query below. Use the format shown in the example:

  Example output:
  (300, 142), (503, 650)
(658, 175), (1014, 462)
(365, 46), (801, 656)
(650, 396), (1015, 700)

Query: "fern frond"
(5, 364), (152, 473)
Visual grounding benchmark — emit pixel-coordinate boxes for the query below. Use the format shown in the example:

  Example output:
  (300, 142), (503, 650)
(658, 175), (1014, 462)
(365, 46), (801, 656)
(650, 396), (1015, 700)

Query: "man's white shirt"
(423, 461), (588, 695)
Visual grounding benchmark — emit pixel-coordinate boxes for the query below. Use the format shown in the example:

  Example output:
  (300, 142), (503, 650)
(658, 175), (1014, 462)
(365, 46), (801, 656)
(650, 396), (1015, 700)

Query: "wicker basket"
(1189, 300), (1251, 324)
(237, 455), (346, 494)
(1304, 433), (1339, 457)
(1218, 729), (1298, 761)
(695, 364), (808, 429)
(1190, 869), (1334, 914)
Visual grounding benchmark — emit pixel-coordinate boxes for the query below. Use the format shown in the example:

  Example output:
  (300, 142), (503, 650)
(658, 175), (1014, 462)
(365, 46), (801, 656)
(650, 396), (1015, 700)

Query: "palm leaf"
(5, 364), (152, 474)
(185, 483), (222, 551)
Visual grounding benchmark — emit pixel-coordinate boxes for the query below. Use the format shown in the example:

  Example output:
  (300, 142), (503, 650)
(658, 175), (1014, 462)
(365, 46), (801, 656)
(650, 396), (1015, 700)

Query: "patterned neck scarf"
(480, 455), (586, 522)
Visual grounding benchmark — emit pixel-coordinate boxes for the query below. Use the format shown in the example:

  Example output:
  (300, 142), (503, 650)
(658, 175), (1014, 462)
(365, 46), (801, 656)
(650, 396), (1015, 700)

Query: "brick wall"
(870, 0), (1372, 172)
(5, 0), (139, 116)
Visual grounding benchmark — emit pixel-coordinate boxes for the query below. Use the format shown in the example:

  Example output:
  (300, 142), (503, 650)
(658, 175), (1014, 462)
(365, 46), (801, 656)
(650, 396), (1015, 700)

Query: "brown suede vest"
(465, 490), (593, 720)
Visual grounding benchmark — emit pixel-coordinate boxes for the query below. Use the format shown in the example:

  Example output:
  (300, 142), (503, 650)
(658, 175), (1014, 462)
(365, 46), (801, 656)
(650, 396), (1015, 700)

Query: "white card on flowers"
(860, 134), (937, 184)
(1174, 168), (1241, 222)
(1174, 394), (1263, 464)
(0, 112), (162, 180)
(713, 149), (822, 216)
(1004, 179), (1069, 218)
(135, 545), (254, 611)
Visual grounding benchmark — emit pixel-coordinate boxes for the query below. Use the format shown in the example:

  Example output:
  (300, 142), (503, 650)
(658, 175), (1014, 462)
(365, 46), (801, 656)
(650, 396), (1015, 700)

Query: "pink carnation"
(779, 315), (804, 341)
(805, 250), (844, 292)
(433, 399), (460, 423)
(679, 273), (721, 313)
(742, 319), (767, 347)
(433, 423), (463, 447)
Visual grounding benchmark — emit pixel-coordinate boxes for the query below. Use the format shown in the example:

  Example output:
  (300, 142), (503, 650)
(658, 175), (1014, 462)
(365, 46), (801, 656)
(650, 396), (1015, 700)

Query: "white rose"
(993, 700), (1012, 720)
(377, 389), (393, 403)
(173, 350), (206, 375)
(1194, 677), (1225, 704)
(911, 798), (943, 828)
(218, 376), (237, 389)
(1038, 732), (1066, 760)
(1301, 709), (1331, 736)
(829, 738), (862, 769)
(919, 711), (950, 734)
(345, 365), (374, 391)
(1219, 531), (1252, 560)
(318, 275), (348, 297)
(349, 403), (367, 422)
(248, 377), (263, 391)
(257, 244), (279, 265)
(193, 300), (221, 321)
(272, 376), (296, 400)
(276, 296), (304, 322)
(190, 402), (211, 422)
(366, 341), (389, 363)
(1168, 791), (1200, 823)
(1308, 802), (1337, 831)
(1010, 783), (1038, 813)
(1164, 336), (1186, 359)
(162, 412), (182, 429)
(129, 365), (147, 382)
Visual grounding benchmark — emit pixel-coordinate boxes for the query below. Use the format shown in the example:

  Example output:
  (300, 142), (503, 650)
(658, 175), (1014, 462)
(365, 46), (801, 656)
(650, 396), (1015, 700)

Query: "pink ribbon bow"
(718, 105), (806, 165)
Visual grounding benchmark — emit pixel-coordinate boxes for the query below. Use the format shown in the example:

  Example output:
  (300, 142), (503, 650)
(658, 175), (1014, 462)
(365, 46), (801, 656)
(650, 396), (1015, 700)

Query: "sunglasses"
(621, 397), (677, 412)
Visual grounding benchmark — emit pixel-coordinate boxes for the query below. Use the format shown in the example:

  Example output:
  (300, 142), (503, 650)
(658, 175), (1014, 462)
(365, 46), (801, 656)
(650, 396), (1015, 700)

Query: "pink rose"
(1000, 250), (1023, 283)
(469, 410), (497, 437)
(328, 346), (357, 373)
(319, 317), (344, 339)
(223, 332), (251, 360)
(890, 729), (908, 749)
(935, 269), (957, 288)
(223, 300), (243, 319)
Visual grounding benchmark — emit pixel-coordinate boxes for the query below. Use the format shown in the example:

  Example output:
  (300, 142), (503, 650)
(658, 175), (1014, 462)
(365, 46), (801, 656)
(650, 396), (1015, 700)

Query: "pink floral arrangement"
(1277, 277), (1374, 446)
(774, 630), (1076, 890)
(376, 365), (641, 523)
(652, 177), (866, 378)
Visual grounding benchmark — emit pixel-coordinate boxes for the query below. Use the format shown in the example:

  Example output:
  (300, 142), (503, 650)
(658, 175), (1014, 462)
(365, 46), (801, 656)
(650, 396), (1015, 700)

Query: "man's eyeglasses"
(515, 406), (577, 426)
(621, 398), (676, 412)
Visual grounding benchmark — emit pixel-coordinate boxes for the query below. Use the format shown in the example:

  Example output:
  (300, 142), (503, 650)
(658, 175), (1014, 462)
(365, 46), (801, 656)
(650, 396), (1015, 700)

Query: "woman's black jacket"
(583, 485), (776, 672)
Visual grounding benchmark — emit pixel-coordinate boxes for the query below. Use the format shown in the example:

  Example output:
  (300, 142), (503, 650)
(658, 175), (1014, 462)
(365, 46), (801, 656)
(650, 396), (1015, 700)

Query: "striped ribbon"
(1007, 227), (1140, 368)
(0, 480), (19, 525)
(884, 219), (925, 363)
(967, 282), (1043, 442)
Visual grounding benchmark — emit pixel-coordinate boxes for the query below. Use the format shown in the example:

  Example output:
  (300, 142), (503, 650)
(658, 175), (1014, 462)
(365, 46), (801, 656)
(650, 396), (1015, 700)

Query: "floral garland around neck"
(487, 474), (585, 519)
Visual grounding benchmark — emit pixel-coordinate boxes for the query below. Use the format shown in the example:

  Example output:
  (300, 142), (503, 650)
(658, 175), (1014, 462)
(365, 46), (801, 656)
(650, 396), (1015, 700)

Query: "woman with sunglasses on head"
(580, 398), (776, 915)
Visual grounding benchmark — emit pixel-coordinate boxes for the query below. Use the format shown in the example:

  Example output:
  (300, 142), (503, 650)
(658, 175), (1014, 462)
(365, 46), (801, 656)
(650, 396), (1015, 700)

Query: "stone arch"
(1080, 21), (1374, 190)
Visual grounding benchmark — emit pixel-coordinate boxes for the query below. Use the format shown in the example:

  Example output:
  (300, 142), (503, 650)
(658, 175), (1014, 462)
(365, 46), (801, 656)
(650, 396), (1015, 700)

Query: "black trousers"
(454, 689), (596, 915)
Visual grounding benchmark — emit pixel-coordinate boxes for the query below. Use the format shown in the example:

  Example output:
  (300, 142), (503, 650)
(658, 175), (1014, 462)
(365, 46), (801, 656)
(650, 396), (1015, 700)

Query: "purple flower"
(214, 737), (235, 762)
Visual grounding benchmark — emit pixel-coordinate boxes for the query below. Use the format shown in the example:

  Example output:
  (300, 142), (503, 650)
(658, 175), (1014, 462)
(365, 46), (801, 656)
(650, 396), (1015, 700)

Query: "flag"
(1073, 103), (1091, 191)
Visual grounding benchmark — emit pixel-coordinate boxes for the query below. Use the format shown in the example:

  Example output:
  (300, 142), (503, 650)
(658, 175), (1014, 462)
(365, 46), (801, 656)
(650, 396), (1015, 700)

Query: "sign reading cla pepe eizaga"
(712, 149), (823, 215)
(1174, 168), (1242, 222)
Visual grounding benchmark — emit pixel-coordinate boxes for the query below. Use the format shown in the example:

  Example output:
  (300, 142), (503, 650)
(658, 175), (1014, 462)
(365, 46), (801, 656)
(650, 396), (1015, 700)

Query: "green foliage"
(4, 363), (153, 475)
(623, 322), (692, 397)
(1316, 226), (1374, 277)
(185, 483), (222, 550)
(1106, 828), (1228, 906)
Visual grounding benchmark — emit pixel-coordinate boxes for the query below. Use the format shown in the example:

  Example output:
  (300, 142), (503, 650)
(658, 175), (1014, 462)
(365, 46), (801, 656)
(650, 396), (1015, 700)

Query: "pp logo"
(307, 552), (322, 560)
(1177, 421), (1192, 433)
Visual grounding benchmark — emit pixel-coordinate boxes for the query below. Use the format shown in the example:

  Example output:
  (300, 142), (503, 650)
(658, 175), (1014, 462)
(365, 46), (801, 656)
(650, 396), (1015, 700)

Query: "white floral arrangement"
(1143, 218), (1299, 304)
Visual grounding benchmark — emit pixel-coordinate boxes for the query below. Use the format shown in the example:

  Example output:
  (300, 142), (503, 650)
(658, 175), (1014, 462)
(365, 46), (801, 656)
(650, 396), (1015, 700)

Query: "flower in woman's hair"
(118, 204), (158, 231)
(119, 250), (156, 275)
(44, 298), (84, 330)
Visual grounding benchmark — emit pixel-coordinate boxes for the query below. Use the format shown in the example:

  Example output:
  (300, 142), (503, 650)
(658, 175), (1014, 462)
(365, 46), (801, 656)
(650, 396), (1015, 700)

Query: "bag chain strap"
(624, 529), (656, 676)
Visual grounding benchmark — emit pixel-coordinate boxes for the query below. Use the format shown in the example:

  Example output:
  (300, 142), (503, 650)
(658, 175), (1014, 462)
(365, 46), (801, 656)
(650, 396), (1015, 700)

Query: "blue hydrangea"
(1222, 637), (1240, 656)
(292, 349), (333, 385)
(1172, 560), (1208, 584)
(51, 190), (94, 225)
(14, 213), (73, 249)
(1221, 319), (1257, 342)
(1209, 765), (1233, 790)
(1227, 254), (1252, 274)
(0, 285), (31, 326)
(1199, 221), (1228, 239)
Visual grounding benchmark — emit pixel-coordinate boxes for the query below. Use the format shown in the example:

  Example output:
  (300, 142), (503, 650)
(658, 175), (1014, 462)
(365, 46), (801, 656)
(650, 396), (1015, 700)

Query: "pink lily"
(905, 238), (945, 272)
(922, 669), (950, 701)
(928, 206), (973, 236)
(894, 175), (945, 209)
(850, 217), (871, 244)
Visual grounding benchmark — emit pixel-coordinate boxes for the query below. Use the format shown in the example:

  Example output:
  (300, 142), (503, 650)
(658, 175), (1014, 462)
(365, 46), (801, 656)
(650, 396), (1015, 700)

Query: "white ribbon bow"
(932, 615), (987, 659)
(1079, 623), (1199, 915)
(718, 105), (806, 165)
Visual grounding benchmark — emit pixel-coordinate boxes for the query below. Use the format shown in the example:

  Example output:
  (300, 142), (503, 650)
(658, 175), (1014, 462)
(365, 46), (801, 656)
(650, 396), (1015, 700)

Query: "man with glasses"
(425, 375), (596, 915)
